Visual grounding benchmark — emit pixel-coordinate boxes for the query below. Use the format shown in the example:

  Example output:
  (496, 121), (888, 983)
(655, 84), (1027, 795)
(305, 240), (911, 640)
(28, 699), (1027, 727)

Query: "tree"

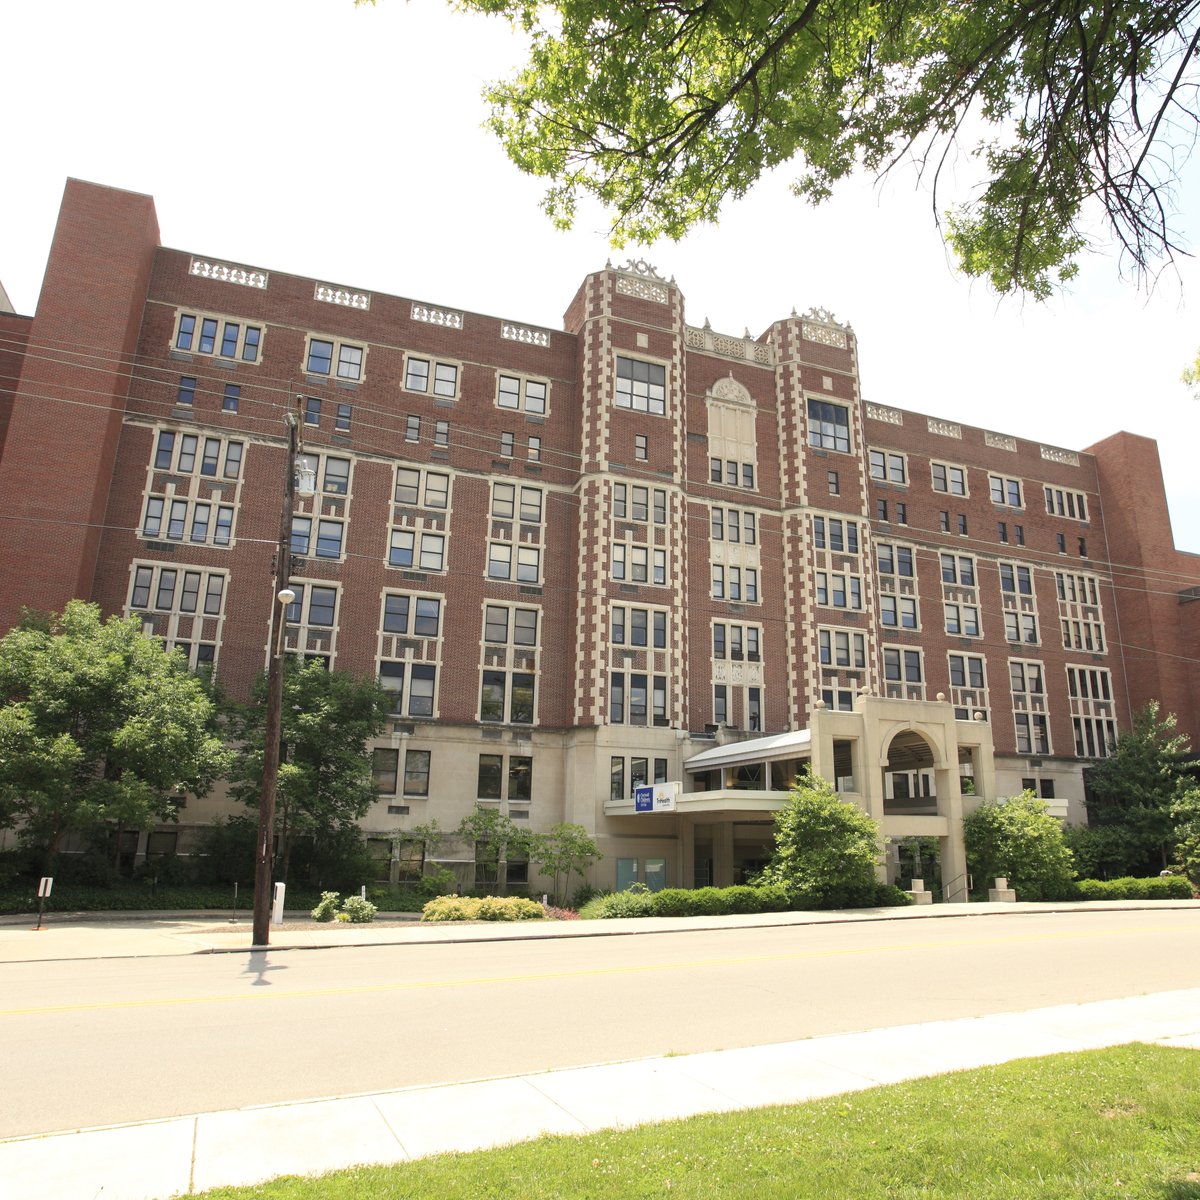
(755, 768), (881, 908)
(227, 659), (391, 884)
(457, 805), (532, 896)
(963, 792), (1076, 900)
(414, 0), (1200, 298)
(527, 822), (601, 903)
(1183, 350), (1200, 399)
(0, 601), (227, 871)
(1082, 701), (1193, 876)
(1172, 784), (1200, 886)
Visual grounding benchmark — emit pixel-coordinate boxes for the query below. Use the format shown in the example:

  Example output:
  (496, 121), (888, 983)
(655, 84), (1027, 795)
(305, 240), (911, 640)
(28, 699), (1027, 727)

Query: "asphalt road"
(1, 908), (1196, 1138)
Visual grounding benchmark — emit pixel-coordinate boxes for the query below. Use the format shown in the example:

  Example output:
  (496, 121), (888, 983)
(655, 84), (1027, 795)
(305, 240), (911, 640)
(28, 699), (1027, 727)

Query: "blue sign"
(634, 786), (654, 812)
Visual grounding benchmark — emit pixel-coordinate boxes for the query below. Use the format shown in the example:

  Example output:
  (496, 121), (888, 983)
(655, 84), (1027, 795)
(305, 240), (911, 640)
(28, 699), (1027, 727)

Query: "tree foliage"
(457, 805), (534, 896)
(1172, 784), (1200, 885)
(421, 0), (1200, 297)
(963, 792), (1076, 900)
(0, 601), (227, 868)
(527, 821), (601, 902)
(227, 659), (391, 883)
(756, 767), (881, 908)
(1082, 701), (1193, 876)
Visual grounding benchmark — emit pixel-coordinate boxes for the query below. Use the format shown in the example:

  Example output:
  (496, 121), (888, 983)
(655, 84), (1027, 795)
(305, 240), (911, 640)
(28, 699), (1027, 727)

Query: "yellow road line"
(0, 923), (1190, 1018)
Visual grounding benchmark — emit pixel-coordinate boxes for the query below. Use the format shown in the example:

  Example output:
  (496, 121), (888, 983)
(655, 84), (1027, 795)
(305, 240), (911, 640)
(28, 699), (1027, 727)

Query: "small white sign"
(38, 877), (53, 898)
(634, 782), (679, 813)
(271, 882), (286, 925)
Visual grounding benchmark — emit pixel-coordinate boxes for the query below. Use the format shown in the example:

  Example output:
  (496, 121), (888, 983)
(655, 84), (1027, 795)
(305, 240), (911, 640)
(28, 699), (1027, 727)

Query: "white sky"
(3, 0), (1197, 548)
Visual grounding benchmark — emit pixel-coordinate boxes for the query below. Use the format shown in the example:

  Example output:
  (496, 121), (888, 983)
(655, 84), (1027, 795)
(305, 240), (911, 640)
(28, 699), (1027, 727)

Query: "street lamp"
(252, 405), (316, 947)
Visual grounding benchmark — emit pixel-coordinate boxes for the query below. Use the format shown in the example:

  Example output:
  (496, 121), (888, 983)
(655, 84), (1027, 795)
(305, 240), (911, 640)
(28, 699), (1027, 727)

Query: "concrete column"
(713, 822), (735, 888)
(679, 816), (695, 888)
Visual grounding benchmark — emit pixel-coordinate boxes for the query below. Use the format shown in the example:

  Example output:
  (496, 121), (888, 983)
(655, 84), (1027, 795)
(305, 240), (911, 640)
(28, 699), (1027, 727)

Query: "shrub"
(756, 768), (881, 909)
(579, 887), (655, 919)
(570, 882), (602, 910)
(873, 883), (915, 907)
(420, 894), (545, 922)
(649, 888), (696, 917)
(339, 894), (377, 923)
(1075, 875), (1193, 900)
(753, 883), (791, 912)
(963, 792), (1076, 900)
(542, 904), (580, 920)
(1144, 875), (1194, 899)
(311, 891), (341, 922)
(135, 854), (193, 887)
(723, 885), (766, 914)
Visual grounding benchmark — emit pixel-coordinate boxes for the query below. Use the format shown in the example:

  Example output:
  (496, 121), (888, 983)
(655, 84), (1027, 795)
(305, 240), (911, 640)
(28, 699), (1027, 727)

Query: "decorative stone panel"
(985, 431), (1018, 452)
(411, 304), (463, 329)
(865, 403), (903, 425)
(315, 284), (369, 310)
(927, 418), (962, 439)
(1040, 445), (1080, 466)
(189, 260), (267, 289)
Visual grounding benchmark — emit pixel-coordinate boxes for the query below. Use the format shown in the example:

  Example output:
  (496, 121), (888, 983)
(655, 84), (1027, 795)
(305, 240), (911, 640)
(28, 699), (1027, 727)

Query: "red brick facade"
(2, 181), (1198, 872)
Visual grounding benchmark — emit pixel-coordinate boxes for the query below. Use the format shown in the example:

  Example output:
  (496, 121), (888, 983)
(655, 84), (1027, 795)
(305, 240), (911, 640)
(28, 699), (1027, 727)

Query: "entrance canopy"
(682, 728), (812, 773)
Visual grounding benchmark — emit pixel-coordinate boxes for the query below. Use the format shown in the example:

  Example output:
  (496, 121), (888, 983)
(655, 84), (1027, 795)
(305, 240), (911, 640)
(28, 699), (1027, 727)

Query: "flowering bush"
(311, 891), (341, 922)
(421, 894), (546, 922)
(340, 894), (378, 922)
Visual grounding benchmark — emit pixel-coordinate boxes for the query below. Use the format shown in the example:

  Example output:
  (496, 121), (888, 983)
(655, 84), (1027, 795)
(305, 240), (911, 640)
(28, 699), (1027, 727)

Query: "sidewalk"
(1, 897), (1196, 963)
(2, 987), (1198, 1200)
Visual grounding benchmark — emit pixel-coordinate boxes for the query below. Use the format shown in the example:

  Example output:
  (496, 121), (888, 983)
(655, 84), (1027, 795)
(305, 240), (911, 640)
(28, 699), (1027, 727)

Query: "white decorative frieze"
(501, 322), (550, 347)
(710, 376), (753, 406)
(411, 304), (463, 329)
(315, 284), (370, 310)
(615, 275), (669, 304)
(927, 418), (962, 439)
(1040, 444), (1080, 466)
(684, 324), (775, 366)
(189, 259), (267, 289)
(865, 403), (903, 426)
(801, 322), (847, 349)
(985, 431), (1018, 452)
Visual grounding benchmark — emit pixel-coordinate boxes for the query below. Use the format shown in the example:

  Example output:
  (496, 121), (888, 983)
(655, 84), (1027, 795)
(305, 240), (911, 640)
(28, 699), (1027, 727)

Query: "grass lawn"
(196, 1044), (1200, 1199)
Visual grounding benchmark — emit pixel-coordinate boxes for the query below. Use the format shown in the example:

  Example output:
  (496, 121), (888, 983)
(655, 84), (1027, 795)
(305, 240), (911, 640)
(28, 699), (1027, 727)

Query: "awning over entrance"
(682, 728), (812, 773)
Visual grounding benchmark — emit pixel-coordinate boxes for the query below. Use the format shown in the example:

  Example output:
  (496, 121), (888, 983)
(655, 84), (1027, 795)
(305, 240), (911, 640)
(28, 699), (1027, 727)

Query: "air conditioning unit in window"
(747, 652), (760, 662)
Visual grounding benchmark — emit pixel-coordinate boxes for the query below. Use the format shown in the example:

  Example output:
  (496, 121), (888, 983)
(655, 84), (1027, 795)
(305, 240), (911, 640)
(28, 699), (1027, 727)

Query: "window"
(1015, 524), (1025, 546)
(1078, 536), (1087, 557)
(321, 456), (351, 495)
(382, 594), (441, 637)
(434, 419), (449, 448)
(711, 506), (755, 542)
(306, 336), (365, 381)
(1057, 533), (1067, 553)
(1004, 611), (1039, 644)
(335, 403), (352, 432)
(305, 397), (321, 426)
(989, 475), (1023, 507)
(177, 377), (196, 406)
(500, 432), (514, 457)
(1015, 713), (1051, 755)
(998, 521), (1008, 543)
(938, 553), (973, 585)
(818, 628), (866, 668)
(153, 430), (243, 479)
(635, 434), (648, 461)
(944, 603), (980, 636)
(378, 661), (437, 717)
(405, 356), (458, 398)
(175, 311), (262, 362)
(807, 399), (850, 452)
(491, 483), (543, 523)
(1045, 486), (1088, 522)
(222, 384), (239, 412)
(497, 373), (548, 414)
(610, 670), (667, 726)
(1009, 659), (1044, 701)
(869, 450), (907, 484)
(815, 571), (863, 610)
(388, 530), (446, 571)
(895, 502), (907, 525)
(488, 542), (541, 583)
(612, 605), (667, 649)
(480, 670), (535, 724)
(999, 563), (1033, 594)
(528, 436), (541, 461)
(931, 462), (967, 495)
(881, 595), (918, 628)
(372, 749), (399, 794)
(828, 470), (840, 495)
(406, 415), (420, 442)
(949, 654), (985, 689)
(957, 513), (968, 536)
(477, 754), (503, 799)
(615, 356), (666, 414)
(393, 467), (450, 509)
(877, 543), (914, 577)
(883, 648), (923, 683)
(939, 511), (950, 533)
(610, 757), (626, 801)
(403, 749), (431, 797)
(876, 499), (888, 522)
(812, 516), (859, 553)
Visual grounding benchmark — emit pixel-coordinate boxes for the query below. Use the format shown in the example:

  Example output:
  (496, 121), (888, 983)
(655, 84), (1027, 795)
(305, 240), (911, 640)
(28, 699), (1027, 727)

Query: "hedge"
(578, 881), (910, 920)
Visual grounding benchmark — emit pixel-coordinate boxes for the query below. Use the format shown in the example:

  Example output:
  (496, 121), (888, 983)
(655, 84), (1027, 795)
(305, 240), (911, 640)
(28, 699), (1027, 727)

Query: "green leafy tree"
(528, 822), (601, 903)
(457, 805), (532, 896)
(756, 768), (881, 908)
(397, 0), (1198, 297)
(1172, 784), (1200, 886)
(1183, 350), (1200, 399)
(1082, 701), (1192, 876)
(0, 601), (227, 871)
(963, 792), (1076, 900)
(228, 659), (391, 884)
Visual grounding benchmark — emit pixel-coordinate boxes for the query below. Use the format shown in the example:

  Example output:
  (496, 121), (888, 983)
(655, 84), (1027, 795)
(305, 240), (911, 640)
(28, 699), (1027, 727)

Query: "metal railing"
(941, 872), (973, 903)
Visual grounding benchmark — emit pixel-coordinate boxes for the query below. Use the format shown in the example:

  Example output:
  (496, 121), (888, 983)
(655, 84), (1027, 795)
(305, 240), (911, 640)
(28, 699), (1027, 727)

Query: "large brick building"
(1, 180), (1197, 895)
